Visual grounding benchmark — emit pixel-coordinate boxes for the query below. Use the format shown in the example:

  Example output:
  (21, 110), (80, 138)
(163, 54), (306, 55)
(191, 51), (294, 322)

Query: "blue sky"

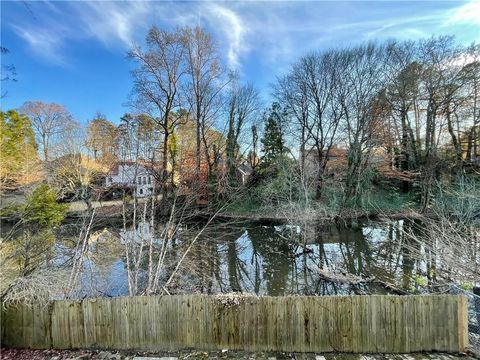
(1, 1), (479, 125)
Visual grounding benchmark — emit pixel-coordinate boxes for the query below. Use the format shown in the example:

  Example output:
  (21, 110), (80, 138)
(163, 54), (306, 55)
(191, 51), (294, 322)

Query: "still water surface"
(67, 219), (440, 297)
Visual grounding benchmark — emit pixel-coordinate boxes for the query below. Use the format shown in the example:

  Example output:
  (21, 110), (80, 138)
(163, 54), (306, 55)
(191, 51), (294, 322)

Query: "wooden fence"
(1, 295), (469, 353)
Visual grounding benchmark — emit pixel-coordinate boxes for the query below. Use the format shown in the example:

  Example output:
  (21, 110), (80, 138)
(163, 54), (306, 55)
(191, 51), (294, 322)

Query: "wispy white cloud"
(448, 0), (480, 26)
(203, 3), (249, 70)
(42, 1), (62, 15)
(73, 1), (152, 48)
(8, 1), (154, 65)
(12, 25), (67, 65)
(6, 0), (479, 72)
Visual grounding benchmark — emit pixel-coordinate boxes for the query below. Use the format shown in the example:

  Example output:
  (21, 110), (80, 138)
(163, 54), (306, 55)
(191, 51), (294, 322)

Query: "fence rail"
(1, 295), (469, 353)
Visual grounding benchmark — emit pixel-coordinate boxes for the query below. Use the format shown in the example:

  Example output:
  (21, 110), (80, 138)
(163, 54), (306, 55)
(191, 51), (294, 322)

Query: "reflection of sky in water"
(215, 231), (263, 294)
(74, 258), (129, 298)
(61, 219), (461, 297)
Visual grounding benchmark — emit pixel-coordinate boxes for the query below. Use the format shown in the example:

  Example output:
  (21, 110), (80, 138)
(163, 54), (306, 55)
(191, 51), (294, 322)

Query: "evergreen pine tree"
(0, 110), (38, 189)
(260, 102), (286, 168)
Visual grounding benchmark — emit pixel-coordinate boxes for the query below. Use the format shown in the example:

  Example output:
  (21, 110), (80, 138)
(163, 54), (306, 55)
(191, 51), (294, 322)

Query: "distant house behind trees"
(237, 162), (253, 185)
(303, 145), (401, 181)
(105, 162), (156, 198)
(303, 145), (349, 180)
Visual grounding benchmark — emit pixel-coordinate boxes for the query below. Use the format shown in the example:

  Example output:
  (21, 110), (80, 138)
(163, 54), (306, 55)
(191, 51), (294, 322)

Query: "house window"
(143, 176), (147, 185)
(138, 176), (141, 184)
(147, 176), (151, 185)
(139, 188), (143, 195)
(108, 176), (112, 184)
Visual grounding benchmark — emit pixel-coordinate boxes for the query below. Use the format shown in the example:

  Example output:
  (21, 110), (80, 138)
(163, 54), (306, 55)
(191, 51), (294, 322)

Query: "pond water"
(52, 218), (450, 298)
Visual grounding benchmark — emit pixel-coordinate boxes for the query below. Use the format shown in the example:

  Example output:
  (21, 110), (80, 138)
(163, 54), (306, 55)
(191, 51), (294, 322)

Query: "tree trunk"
(446, 108), (463, 170)
(162, 131), (169, 197)
(42, 134), (49, 162)
(195, 109), (202, 187)
(226, 109), (237, 186)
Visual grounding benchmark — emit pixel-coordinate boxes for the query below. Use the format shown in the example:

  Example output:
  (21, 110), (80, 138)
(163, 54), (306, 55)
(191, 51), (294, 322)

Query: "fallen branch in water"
(309, 265), (374, 285)
(371, 278), (410, 295)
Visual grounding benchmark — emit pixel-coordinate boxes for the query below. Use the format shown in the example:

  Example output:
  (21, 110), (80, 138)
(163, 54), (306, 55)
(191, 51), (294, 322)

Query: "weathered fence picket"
(1, 295), (469, 353)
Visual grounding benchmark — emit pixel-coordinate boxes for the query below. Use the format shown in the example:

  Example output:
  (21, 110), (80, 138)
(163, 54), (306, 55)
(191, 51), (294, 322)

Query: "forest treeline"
(1, 27), (479, 214)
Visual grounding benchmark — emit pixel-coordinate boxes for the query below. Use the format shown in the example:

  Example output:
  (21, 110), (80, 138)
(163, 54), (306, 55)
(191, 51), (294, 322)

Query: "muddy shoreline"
(1, 202), (426, 227)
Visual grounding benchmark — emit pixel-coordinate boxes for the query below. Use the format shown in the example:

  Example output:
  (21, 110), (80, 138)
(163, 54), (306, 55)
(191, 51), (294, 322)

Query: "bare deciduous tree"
(182, 26), (227, 186)
(384, 40), (422, 179)
(129, 27), (187, 194)
(225, 81), (261, 185)
(86, 112), (119, 164)
(335, 43), (389, 204)
(19, 101), (76, 162)
(276, 51), (343, 199)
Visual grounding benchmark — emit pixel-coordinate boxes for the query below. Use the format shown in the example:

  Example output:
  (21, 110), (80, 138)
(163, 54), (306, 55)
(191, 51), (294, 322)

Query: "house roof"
(237, 163), (253, 175)
(328, 145), (348, 158)
(107, 161), (160, 176)
(303, 145), (348, 159)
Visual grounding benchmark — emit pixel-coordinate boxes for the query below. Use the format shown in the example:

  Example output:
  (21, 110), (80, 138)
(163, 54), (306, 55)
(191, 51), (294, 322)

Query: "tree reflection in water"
(59, 218), (477, 297)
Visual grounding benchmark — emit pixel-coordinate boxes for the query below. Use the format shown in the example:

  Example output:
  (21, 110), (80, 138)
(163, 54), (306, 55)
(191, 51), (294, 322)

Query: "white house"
(105, 162), (155, 197)
(237, 162), (253, 185)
